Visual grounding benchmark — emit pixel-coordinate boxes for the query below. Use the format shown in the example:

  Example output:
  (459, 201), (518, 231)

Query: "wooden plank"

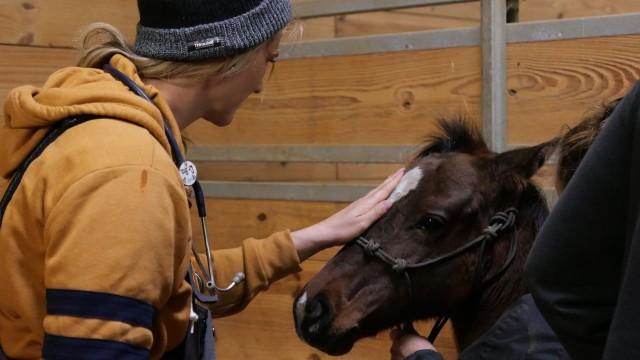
(520, 0), (640, 22)
(0, 0), (138, 47)
(4, 36), (635, 148)
(182, 45), (483, 145)
(194, 161), (408, 183)
(336, 2), (480, 37)
(199, 181), (374, 202)
(194, 161), (338, 182)
(190, 198), (345, 262)
(3, 37), (632, 150)
(183, 35), (640, 146)
(188, 145), (419, 163)
(337, 163), (404, 181)
(506, 35), (640, 144)
(194, 158), (550, 184)
(332, 0), (640, 39)
(0, 45), (76, 125)
(0, 0), (331, 48)
(286, 17), (337, 42)
(294, 0), (476, 19)
(2, 0), (640, 49)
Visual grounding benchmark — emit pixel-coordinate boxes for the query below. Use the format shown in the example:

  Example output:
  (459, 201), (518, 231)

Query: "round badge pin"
(179, 161), (198, 186)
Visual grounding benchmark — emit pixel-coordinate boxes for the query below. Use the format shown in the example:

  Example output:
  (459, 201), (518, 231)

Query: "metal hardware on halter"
(355, 208), (519, 342)
(102, 64), (246, 299)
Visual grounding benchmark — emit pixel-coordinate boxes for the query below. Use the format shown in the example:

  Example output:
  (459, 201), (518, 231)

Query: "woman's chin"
(203, 114), (234, 127)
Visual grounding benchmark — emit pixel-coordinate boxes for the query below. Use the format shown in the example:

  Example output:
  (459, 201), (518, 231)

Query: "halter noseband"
(355, 208), (519, 342)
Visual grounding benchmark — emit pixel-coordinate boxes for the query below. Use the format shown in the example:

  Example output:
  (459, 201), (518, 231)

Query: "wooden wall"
(302, 0), (640, 39)
(2, 1), (640, 359)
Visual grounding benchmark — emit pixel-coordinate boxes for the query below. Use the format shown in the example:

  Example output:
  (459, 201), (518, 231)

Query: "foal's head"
(294, 119), (556, 355)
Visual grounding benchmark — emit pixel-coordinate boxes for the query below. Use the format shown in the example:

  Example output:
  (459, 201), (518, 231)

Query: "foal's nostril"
(304, 296), (331, 335)
(306, 298), (324, 320)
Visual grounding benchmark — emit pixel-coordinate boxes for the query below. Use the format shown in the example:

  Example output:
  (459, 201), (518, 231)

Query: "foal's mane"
(416, 117), (489, 158)
(415, 117), (550, 233)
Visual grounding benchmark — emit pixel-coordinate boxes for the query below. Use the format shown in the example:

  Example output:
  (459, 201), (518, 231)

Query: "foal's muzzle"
(294, 291), (357, 355)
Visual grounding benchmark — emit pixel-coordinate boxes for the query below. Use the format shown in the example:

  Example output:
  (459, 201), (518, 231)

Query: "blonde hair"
(77, 22), (267, 80)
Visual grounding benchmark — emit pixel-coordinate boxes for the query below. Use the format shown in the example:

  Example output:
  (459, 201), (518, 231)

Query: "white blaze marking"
(389, 167), (423, 203)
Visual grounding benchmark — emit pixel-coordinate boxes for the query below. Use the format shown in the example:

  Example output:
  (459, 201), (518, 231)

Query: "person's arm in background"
(206, 168), (405, 315)
(526, 81), (640, 360)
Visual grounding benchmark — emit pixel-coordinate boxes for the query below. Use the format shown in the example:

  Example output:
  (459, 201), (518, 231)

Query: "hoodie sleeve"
(43, 165), (191, 359)
(194, 230), (302, 316)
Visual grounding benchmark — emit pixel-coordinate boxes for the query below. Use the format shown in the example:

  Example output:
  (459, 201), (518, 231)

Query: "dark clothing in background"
(405, 350), (444, 360)
(527, 81), (640, 360)
(406, 294), (568, 359)
(459, 294), (569, 360)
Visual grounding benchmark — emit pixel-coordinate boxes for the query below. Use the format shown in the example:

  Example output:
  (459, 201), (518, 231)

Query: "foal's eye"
(416, 216), (444, 233)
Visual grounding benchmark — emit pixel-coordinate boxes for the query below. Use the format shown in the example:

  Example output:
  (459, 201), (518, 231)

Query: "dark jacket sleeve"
(526, 81), (640, 360)
(404, 350), (444, 360)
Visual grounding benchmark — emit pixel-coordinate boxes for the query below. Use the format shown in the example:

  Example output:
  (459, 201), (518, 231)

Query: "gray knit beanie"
(134, 0), (292, 61)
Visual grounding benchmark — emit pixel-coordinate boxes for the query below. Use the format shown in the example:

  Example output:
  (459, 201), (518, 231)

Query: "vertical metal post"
(481, 0), (507, 153)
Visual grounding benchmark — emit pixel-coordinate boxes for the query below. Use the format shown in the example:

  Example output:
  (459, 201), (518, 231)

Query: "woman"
(0, 0), (403, 358)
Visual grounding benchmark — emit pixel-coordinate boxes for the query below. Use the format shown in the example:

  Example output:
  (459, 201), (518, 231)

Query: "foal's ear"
(494, 138), (558, 179)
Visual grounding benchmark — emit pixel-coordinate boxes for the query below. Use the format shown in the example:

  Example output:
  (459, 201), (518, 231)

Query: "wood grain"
(0, 45), (76, 125)
(506, 35), (640, 144)
(334, 0), (640, 38)
(3, 0), (639, 47)
(183, 45), (483, 145)
(190, 198), (344, 262)
(193, 161), (338, 182)
(184, 35), (640, 146)
(0, 0), (331, 48)
(336, 2), (481, 37)
(0, 0), (138, 47)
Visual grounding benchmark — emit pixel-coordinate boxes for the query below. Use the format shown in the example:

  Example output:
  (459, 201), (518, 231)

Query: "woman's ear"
(494, 138), (559, 179)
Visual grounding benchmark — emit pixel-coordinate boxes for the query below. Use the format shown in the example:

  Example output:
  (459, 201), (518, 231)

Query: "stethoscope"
(104, 64), (245, 304)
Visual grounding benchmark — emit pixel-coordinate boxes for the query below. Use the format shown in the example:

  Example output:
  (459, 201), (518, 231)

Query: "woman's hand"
(390, 328), (438, 360)
(291, 168), (404, 261)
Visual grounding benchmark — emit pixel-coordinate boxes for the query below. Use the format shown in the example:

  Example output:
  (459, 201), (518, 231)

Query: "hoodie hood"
(0, 54), (184, 181)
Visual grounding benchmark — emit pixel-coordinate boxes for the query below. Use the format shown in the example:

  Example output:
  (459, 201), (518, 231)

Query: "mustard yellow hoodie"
(0, 55), (301, 359)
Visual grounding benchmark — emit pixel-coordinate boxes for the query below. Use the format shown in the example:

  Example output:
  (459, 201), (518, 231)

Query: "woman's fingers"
(290, 168), (407, 256)
(357, 169), (404, 212)
(358, 199), (393, 230)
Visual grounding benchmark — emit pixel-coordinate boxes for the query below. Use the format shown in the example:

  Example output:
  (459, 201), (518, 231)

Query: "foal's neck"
(449, 246), (529, 350)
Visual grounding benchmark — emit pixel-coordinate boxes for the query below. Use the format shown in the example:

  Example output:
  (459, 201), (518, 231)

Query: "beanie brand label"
(188, 37), (223, 52)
